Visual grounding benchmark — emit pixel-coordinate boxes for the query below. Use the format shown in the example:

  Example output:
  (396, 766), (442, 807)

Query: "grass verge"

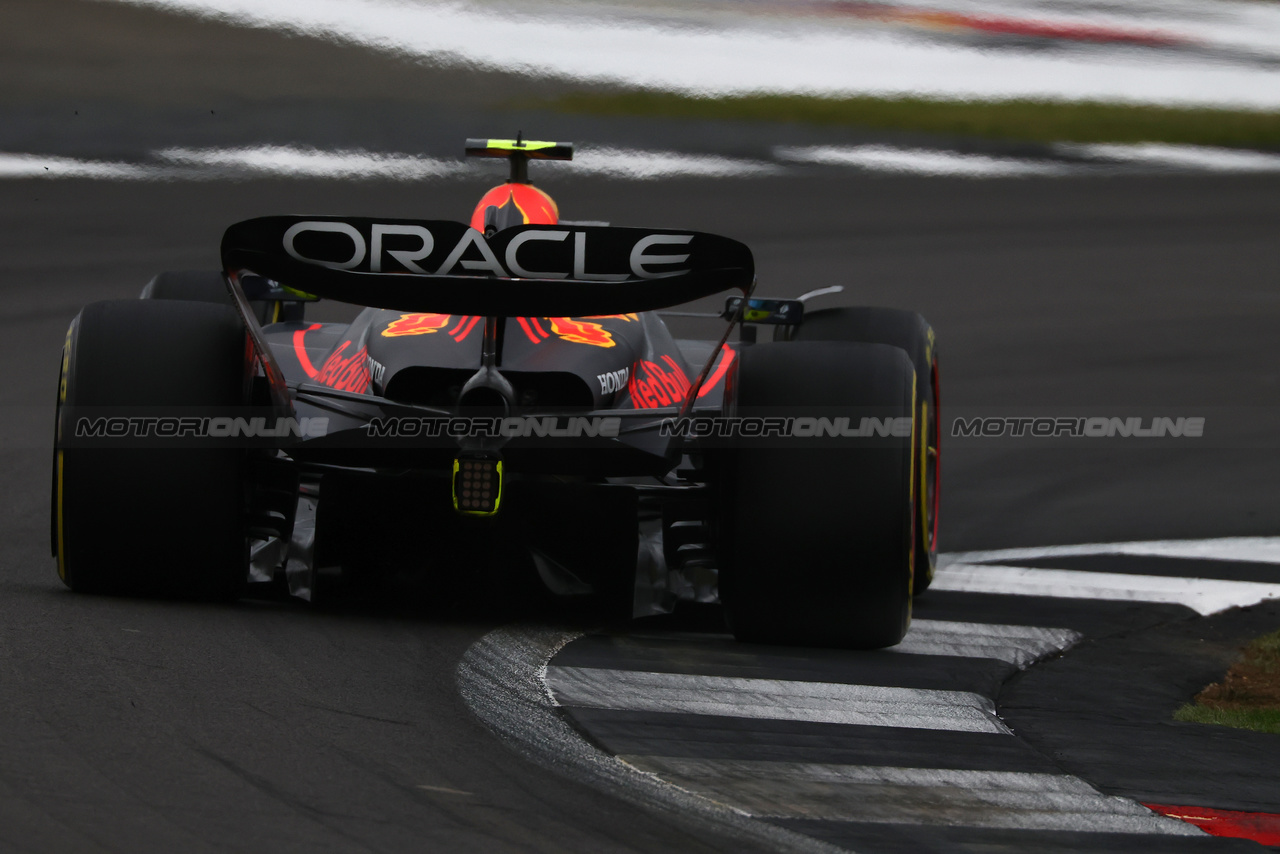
(543, 91), (1280, 149)
(1175, 628), (1280, 735)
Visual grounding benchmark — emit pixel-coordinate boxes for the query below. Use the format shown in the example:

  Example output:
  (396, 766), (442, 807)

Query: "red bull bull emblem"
(516, 314), (636, 347)
(382, 313), (452, 337)
(548, 317), (617, 348)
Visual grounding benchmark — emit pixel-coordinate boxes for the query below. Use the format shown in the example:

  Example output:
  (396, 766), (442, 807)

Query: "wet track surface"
(4, 0), (1280, 851)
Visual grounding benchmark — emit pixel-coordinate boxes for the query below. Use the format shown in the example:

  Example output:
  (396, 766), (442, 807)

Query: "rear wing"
(465, 138), (573, 161)
(220, 216), (754, 316)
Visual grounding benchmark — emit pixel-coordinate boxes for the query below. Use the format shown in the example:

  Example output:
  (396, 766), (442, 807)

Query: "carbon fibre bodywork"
(54, 141), (934, 649)
(261, 311), (737, 476)
(224, 215), (754, 607)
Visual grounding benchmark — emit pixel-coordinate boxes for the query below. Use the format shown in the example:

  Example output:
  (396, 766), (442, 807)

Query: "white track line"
(898, 620), (1081, 667)
(0, 153), (159, 180)
(619, 757), (1202, 834)
(157, 145), (468, 179)
(563, 148), (782, 179)
(1063, 143), (1280, 172)
(777, 145), (1070, 177)
(163, 144), (781, 180)
(545, 667), (1012, 734)
(932, 563), (1280, 615)
(945, 536), (1280, 566)
(7, 144), (1280, 183)
(0, 146), (779, 182)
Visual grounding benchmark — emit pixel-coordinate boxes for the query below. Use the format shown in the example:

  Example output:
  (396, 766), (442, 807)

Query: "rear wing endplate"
(220, 216), (754, 316)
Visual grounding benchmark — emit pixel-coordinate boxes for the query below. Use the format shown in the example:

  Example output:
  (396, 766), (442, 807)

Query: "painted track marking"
(947, 535), (1280, 566)
(619, 758), (1201, 833)
(932, 563), (1280, 615)
(1062, 143), (1280, 173)
(456, 625), (845, 854)
(545, 667), (1012, 733)
(11, 144), (1280, 185)
(896, 619), (1081, 666)
(776, 145), (1069, 177)
(466, 544), (1280, 848)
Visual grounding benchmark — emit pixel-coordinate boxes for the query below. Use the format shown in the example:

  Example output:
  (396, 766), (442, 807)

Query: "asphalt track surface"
(4, 1), (1280, 851)
(537, 550), (1280, 852)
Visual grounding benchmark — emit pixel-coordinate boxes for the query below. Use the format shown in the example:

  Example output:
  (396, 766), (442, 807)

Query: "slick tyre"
(53, 300), (249, 598)
(717, 341), (916, 649)
(141, 269), (282, 325)
(791, 307), (939, 594)
(141, 270), (235, 306)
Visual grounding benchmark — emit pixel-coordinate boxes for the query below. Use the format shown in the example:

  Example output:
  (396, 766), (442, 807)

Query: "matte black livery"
(52, 138), (940, 649)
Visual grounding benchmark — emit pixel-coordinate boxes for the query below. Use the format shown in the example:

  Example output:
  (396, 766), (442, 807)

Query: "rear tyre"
(53, 300), (250, 597)
(141, 269), (286, 325)
(791, 307), (939, 594)
(140, 270), (235, 306)
(716, 341), (916, 649)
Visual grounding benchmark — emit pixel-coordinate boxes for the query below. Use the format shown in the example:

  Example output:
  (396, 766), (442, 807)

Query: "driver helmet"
(470, 183), (559, 237)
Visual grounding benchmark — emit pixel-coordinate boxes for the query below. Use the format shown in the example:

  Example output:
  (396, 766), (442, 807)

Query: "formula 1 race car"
(52, 137), (940, 649)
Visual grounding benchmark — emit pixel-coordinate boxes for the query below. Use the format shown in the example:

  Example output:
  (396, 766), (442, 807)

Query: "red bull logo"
(382, 313), (452, 337)
(316, 341), (370, 394)
(628, 356), (691, 409)
(548, 317), (616, 348)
